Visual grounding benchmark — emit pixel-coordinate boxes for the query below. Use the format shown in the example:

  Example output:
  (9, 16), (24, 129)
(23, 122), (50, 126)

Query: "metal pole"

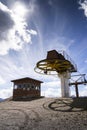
(75, 84), (79, 98)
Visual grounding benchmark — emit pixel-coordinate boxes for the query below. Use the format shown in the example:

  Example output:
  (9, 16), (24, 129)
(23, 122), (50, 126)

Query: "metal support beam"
(69, 80), (87, 98)
(75, 84), (79, 98)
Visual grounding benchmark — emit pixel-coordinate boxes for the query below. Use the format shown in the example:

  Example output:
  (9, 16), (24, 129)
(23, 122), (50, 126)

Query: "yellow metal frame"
(35, 59), (73, 74)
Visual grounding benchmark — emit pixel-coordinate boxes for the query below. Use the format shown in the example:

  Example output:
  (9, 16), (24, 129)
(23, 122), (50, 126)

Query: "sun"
(12, 2), (27, 17)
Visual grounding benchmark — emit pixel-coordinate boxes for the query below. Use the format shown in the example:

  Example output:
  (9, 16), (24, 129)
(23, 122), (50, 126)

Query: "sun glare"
(12, 2), (27, 17)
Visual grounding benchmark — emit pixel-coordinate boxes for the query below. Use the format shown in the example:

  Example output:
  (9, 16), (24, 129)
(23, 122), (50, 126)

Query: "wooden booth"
(11, 77), (43, 100)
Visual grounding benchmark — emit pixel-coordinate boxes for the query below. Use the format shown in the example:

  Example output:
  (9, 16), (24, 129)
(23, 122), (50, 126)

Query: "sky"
(0, 0), (87, 99)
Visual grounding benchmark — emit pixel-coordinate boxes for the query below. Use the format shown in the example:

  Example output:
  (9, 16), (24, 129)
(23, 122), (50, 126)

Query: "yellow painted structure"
(34, 50), (77, 97)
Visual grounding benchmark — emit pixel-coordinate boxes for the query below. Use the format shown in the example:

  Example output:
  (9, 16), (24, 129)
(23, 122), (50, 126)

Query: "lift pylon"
(69, 74), (87, 98)
(34, 50), (77, 97)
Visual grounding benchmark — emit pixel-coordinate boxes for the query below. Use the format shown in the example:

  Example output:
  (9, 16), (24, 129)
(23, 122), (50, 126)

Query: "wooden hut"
(11, 77), (43, 100)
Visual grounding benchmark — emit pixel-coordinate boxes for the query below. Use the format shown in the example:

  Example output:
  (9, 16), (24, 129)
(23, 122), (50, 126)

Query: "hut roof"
(11, 77), (43, 84)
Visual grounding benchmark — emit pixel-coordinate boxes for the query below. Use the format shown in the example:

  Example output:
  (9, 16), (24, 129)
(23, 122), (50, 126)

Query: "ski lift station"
(34, 50), (87, 98)
(11, 50), (87, 99)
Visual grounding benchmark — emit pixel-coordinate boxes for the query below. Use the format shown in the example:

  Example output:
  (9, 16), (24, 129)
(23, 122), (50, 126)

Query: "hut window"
(23, 84), (26, 88)
(23, 87), (26, 90)
(28, 84), (30, 88)
(23, 84), (29, 89)
(14, 85), (17, 89)
(18, 84), (21, 89)
(36, 86), (38, 90)
(31, 85), (35, 90)
(27, 88), (30, 90)
(35, 86), (40, 90)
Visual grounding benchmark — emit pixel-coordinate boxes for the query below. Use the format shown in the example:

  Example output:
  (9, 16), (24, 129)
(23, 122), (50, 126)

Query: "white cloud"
(0, 2), (10, 12)
(41, 80), (61, 97)
(0, 76), (5, 85)
(44, 36), (75, 54)
(0, 2), (37, 55)
(79, 85), (87, 96)
(41, 87), (61, 97)
(0, 87), (13, 99)
(42, 80), (60, 88)
(70, 85), (87, 97)
(79, 0), (87, 17)
(28, 29), (37, 35)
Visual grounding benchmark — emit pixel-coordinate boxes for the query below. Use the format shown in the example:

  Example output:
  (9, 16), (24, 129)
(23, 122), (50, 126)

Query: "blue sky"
(0, 0), (87, 98)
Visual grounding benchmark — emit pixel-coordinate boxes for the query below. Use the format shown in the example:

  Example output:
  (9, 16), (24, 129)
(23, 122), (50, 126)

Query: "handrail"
(58, 50), (77, 71)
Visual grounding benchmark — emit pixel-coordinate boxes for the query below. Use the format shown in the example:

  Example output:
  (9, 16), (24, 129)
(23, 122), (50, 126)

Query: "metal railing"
(58, 50), (77, 72)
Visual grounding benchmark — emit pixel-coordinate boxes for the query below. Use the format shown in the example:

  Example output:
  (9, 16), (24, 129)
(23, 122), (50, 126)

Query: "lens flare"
(12, 2), (27, 17)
